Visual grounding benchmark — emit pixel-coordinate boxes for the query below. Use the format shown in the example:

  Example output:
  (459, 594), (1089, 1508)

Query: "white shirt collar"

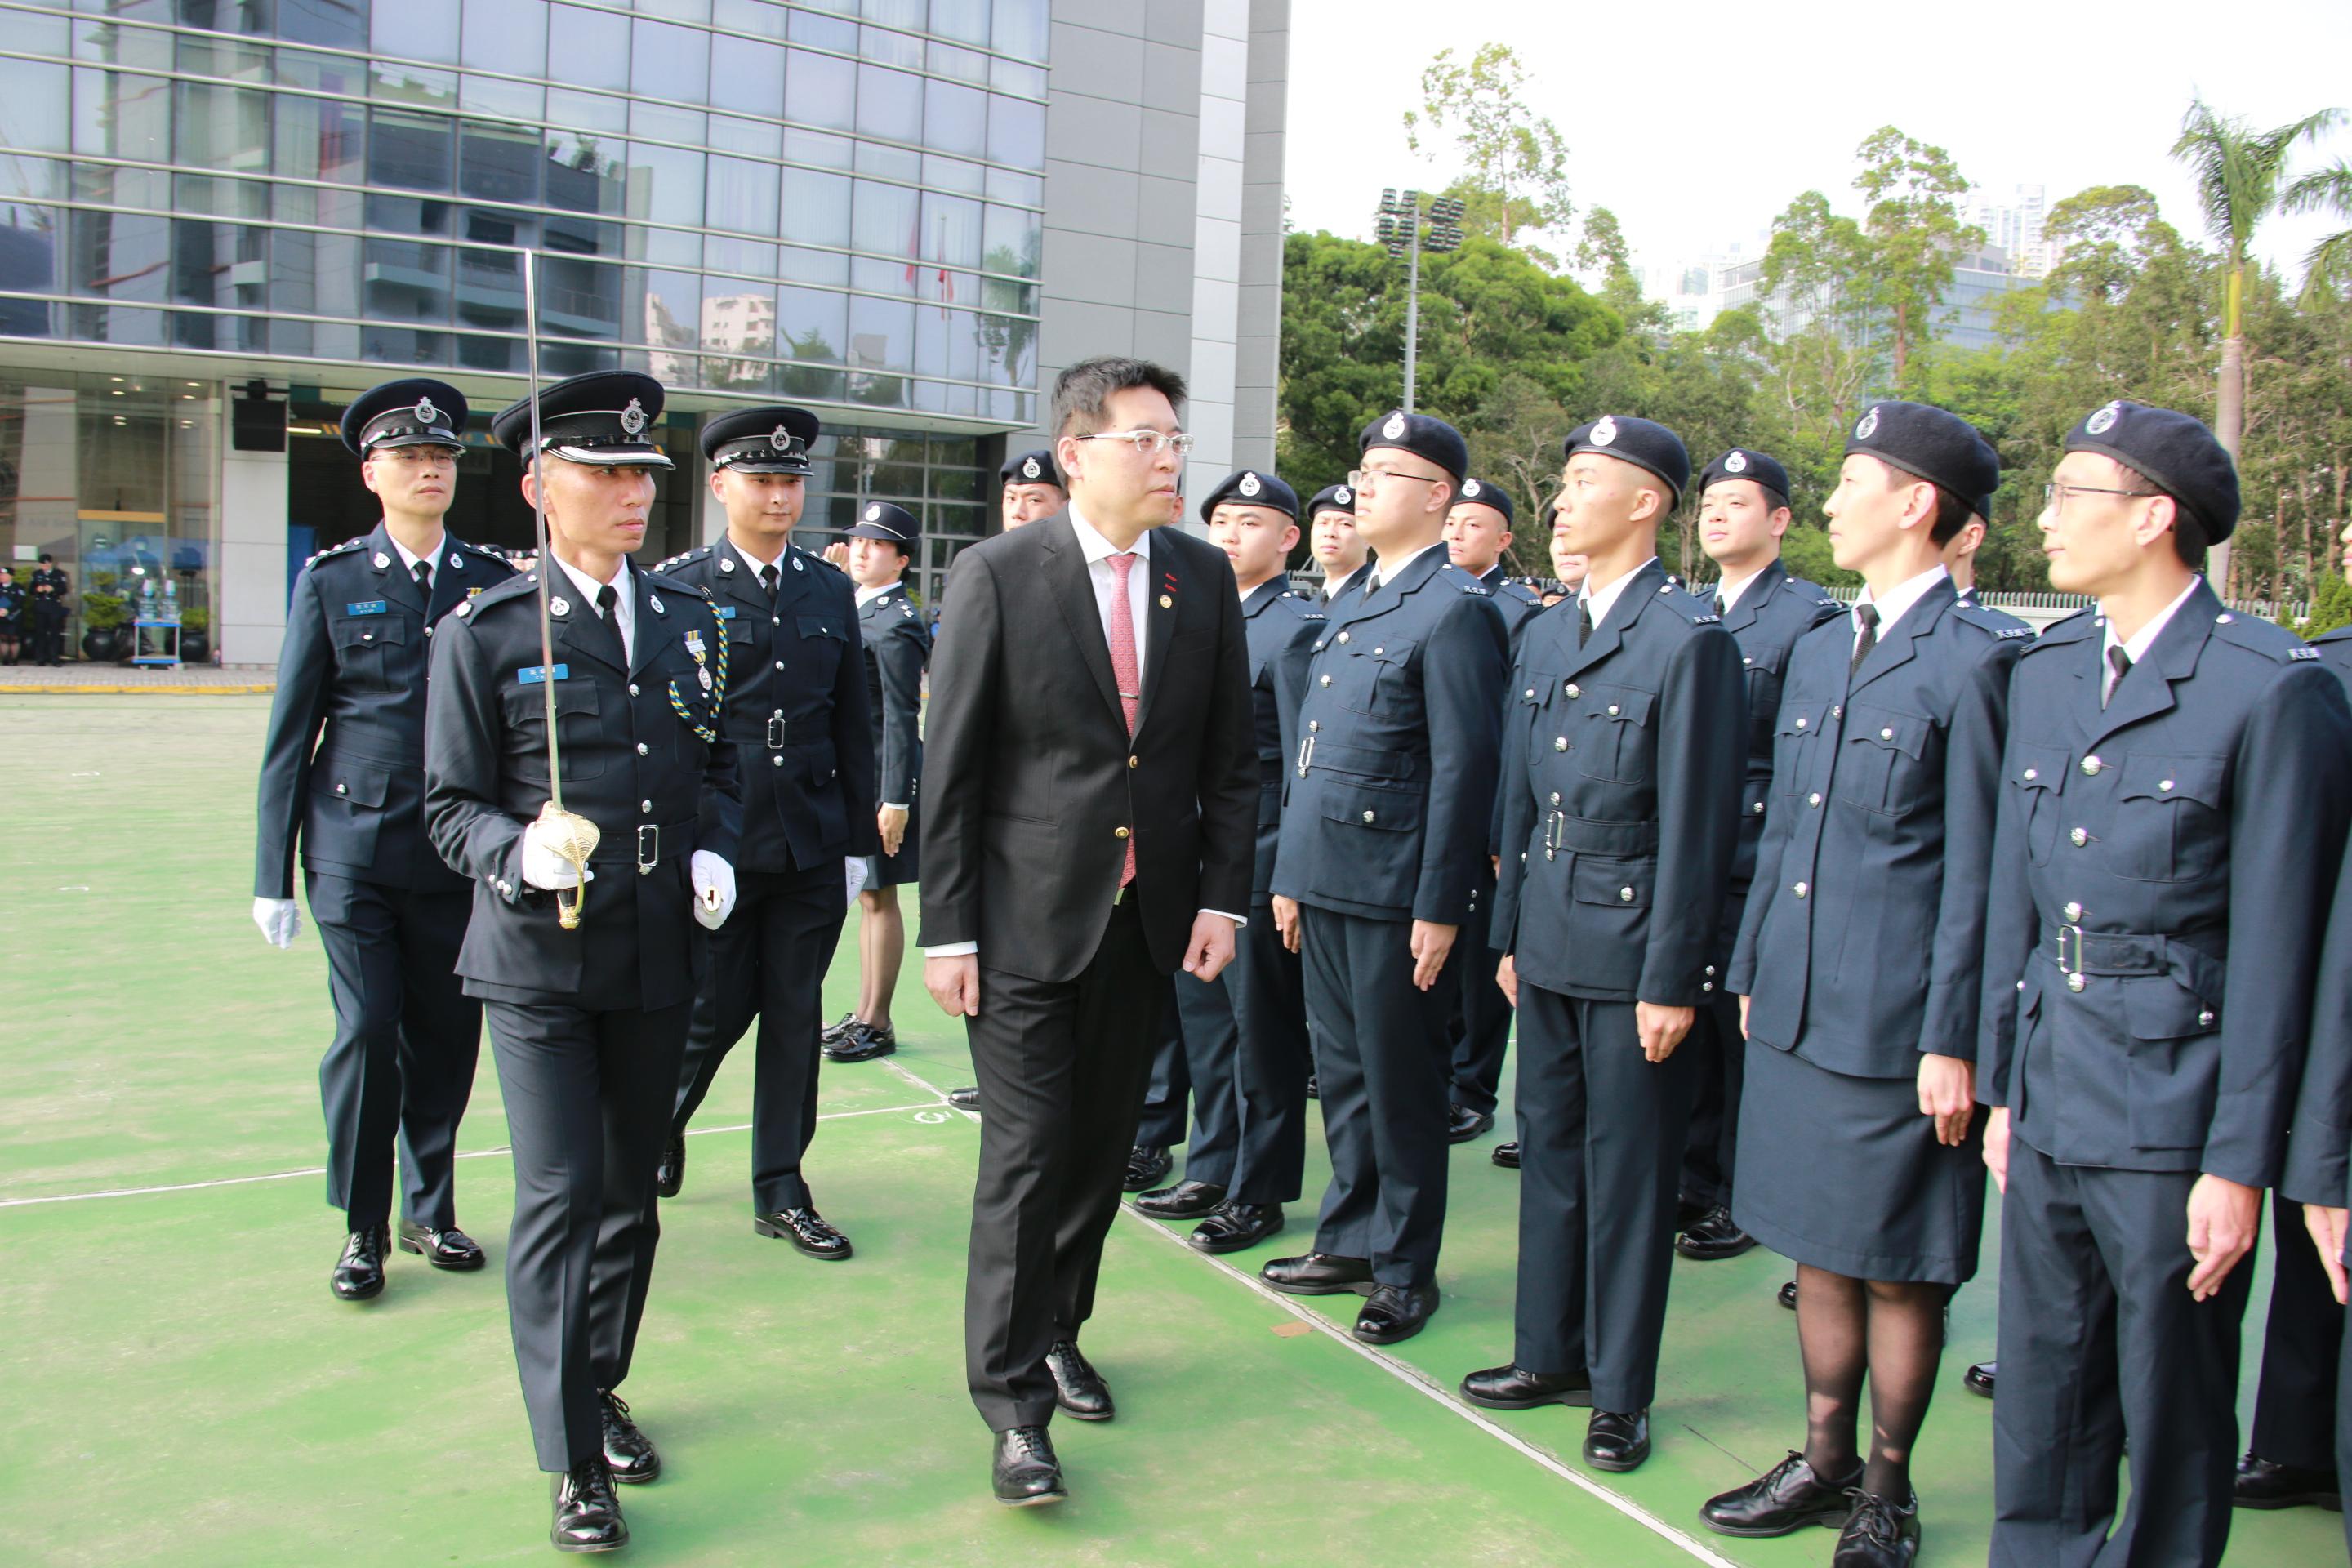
(2104, 576), (2203, 668)
(1856, 564), (1949, 637)
(730, 535), (787, 572)
(385, 529), (446, 576)
(1067, 504), (1153, 565)
(1712, 562), (1768, 616)
(1369, 540), (1442, 588)
(855, 581), (902, 606)
(553, 553), (630, 617)
(1578, 555), (1660, 633)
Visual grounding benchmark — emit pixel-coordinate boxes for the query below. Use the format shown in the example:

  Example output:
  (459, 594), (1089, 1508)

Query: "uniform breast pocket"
(332, 616), (407, 691)
(1771, 700), (1826, 794)
(501, 681), (606, 782)
(2009, 743), (2070, 866)
(1574, 684), (1655, 784)
(794, 612), (848, 684)
(2111, 755), (2226, 883)
(1835, 706), (1935, 817)
(1740, 644), (1787, 725)
(1337, 637), (1418, 719)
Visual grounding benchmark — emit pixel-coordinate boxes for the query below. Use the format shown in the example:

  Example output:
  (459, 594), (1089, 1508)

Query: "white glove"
(521, 820), (596, 890)
(692, 850), (737, 930)
(252, 897), (300, 948)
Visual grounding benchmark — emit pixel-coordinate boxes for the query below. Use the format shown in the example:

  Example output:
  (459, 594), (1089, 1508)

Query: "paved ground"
(3, 696), (2335, 1566)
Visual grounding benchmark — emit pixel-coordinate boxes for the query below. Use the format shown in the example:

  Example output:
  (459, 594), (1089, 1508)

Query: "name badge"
(345, 600), (387, 616)
(715, 605), (737, 619)
(518, 664), (570, 684)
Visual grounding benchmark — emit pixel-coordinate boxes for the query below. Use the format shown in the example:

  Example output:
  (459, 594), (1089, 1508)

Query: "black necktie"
(2105, 644), (2132, 707)
(595, 581), (626, 664)
(759, 564), (779, 599)
(1576, 597), (1595, 648)
(412, 559), (432, 597)
(1712, 590), (1727, 617)
(1851, 602), (1880, 677)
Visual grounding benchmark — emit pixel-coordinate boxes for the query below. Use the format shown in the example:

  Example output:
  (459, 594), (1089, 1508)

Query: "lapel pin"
(550, 596), (571, 616)
(373, 552), (390, 569)
(720, 557), (736, 572)
(1159, 595), (1174, 608)
(449, 551), (464, 571)
(649, 594), (666, 615)
(792, 555), (804, 572)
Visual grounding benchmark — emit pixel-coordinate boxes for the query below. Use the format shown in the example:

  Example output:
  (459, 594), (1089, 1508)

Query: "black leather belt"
(2045, 924), (2169, 977)
(586, 817), (696, 875)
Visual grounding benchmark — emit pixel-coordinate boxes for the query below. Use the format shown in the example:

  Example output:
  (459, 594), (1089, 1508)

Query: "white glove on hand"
(521, 819), (596, 891)
(691, 850), (737, 930)
(252, 897), (300, 948)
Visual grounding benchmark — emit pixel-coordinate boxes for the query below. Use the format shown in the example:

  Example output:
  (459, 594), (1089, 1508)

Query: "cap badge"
(1725, 450), (1748, 473)
(620, 398), (648, 436)
(719, 558), (735, 572)
(1238, 472), (1262, 497)
(1334, 486), (1352, 505)
(1592, 416), (1619, 448)
(2086, 400), (2122, 436)
(768, 424), (791, 452)
(865, 503), (882, 523)
(1383, 412), (1407, 441)
(372, 552), (390, 569)
(1462, 478), (1481, 498)
(1855, 407), (1880, 441)
(549, 595), (571, 617)
(648, 593), (665, 615)
(413, 395), (441, 426)
(1021, 457), (1041, 479)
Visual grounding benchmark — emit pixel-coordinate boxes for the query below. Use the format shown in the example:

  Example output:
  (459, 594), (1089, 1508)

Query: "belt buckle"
(1295, 734), (1315, 777)
(1544, 809), (1565, 862)
(2056, 923), (2083, 978)
(636, 823), (659, 875)
(767, 710), (787, 750)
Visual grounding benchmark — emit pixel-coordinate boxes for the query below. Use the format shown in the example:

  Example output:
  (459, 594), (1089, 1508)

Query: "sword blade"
(520, 247), (561, 812)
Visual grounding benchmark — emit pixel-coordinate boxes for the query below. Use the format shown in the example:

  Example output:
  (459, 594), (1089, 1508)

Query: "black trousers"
(1134, 969), (1241, 1184)
(484, 998), (691, 1472)
(30, 606), (63, 664)
(1301, 902), (1458, 1289)
(305, 870), (479, 1232)
(1137, 1002), (1188, 1148)
(1678, 897), (1746, 1212)
(1446, 859), (1513, 1116)
(2252, 1192), (2346, 1470)
(1224, 898), (1312, 1205)
(1513, 983), (1692, 1412)
(964, 897), (1161, 1431)
(1993, 1141), (2248, 1568)
(670, 861), (846, 1214)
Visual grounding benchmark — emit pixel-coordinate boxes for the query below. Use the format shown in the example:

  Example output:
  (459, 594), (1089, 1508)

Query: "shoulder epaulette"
(2309, 624), (2352, 647)
(2291, 645), (2323, 661)
(451, 569), (540, 619)
(656, 545), (714, 573)
(797, 545), (846, 578)
(1951, 603), (2034, 640)
(2211, 609), (2301, 662)
(310, 537), (365, 564)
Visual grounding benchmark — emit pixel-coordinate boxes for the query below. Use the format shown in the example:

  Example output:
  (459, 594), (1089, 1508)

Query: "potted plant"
(178, 607), (211, 665)
(80, 590), (130, 662)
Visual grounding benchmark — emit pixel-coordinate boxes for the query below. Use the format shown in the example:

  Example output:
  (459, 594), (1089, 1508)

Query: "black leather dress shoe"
(1700, 1451), (1862, 1536)
(1447, 1103), (1495, 1143)
(1459, 1364), (1592, 1410)
(1046, 1339), (1114, 1421)
(992, 1426), (1066, 1506)
(1261, 1251), (1376, 1296)
(754, 1206), (853, 1259)
(653, 1134), (684, 1199)
(1779, 1278), (1799, 1311)
(398, 1222), (486, 1270)
(1354, 1282), (1439, 1344)
(1304, 1075), (1318, 1100)
(2234, 1452), (2344, 1510)
(1832, 1490), (1920, 1566)
(551, 1457), (627, 1552)
(331, 1225), (388, 1301)
(597, 1390), (660, 1483)
(1584, 1409), (1652, 1472)
(1676, 1192), (1713, 1232)
(822, 1019), (896, 1062)
(1123, 1146), (1173, 1192)
(1190, 1201), (1285, 1254)
(1676, 1205), (1757, 1262)
(820, 1012), (860, 1045)
(947, 1086), (980, 1111)
(1492, 1141), (1521, 1169)
(1134, 1180), (1227, 1219)
(1962, 1360), (1996, 1399)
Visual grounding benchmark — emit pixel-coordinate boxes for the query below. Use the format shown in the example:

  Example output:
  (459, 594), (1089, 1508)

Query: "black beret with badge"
(845, 500), (921, 548)
(1564, 414), (1690, 508)
(490, 369), (674, 470)
(1359, 408), (1469, 485)
(341, 377), (467, 457)
(2063, 399), (2241, 543)
(1455, 475), (1515, 528)
(702, 404), (817, 474)
(1000, 448), (1063, 488)
(1843, 400), (1997, 505)
(1198, 467), (1299, 523)
(1307, 482), (1356, 517)
(1699, 447), (1790, 509)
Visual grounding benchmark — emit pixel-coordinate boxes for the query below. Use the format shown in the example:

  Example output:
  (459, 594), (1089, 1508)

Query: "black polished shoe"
(397, 1221), (486, 1270)
(754, 1205), (853, 1259)
(1304, 1075), (1318, 1100)
(1676, 1205), (1757, 1262)
(331, 1225), (388, 1302)
(1962, 1361), (1996, 1399)
(1261, 1251), (1376, 1296)
(1779, 1278), (1799, 1311)
(1492, 1141), (1521, 1169)
(2234, 1452), (2344, 1510)
(1584, 1409), (1652, 1472)
(597, 1389), (660, 1483)
(1446, 1103), (1495, 1143)
(1700, 1450), (1862, 1537)
(653, 1134), (684, 1199)
(947, 1086), (980, 1110)
(1676, 1192), (1713, 1232)
(1354, 1282), (1439, 1344)
(1190, 1200), (1285, 1254)
(822, 1019), (897, 1062)
(819, 1012), (861, 1045)
(1046, 1339), (1114, 1421)
(991, 1425), (1066, 1506)
(551, 1457), (628, 1553)
(1123, 1146), (1173, 1192)
(1459, 1364), (1592, 1410)
(1831, 1490), (1920, 1566)
(1134, 1179), (1227, 1219)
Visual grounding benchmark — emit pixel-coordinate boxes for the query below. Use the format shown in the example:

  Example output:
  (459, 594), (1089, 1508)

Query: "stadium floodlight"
(1371, 187), (1464, 411)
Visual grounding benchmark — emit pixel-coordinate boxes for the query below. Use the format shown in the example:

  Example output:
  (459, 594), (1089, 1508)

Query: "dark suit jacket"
(1697, 560), (1846, 896)
(916, 513), (1258, 983)
(858, 581), (929, 808)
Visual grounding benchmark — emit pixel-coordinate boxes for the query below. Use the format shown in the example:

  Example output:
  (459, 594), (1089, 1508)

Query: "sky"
(1282, 0), (2352, 287)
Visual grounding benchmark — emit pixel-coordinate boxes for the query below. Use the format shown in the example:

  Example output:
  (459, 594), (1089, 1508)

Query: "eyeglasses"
(1348, 466), (1447, 492)
(1071, 429), (1193, 457)
(2043, 481), (2156, 514)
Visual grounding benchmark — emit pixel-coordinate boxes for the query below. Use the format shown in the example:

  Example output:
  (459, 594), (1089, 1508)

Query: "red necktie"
(1107, 551), (1140, 887)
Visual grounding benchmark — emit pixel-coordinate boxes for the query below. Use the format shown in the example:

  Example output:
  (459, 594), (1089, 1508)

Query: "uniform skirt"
(1731, 1038), (1987, 1285)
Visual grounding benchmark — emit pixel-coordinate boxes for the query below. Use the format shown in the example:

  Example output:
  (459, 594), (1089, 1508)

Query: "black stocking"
(1857, 1277), (1946, 1501)
(1795, 1263), (1867, 1481)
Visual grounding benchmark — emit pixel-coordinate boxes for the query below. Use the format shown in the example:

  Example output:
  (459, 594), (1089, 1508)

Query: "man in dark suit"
(1263, 410), (1509, 1347)
(253, 377), (510, 1302)
(1980, 401), (2352, 1568)
(918, 357), (1257, 1505)
(425, 370), (742, 1554)
(653, 407), (877, 1259)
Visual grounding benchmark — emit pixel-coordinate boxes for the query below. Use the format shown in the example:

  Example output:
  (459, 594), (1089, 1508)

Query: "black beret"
(492, 370), (673, 470)
(1844, 401), (1996, 505)
(341, 378), (466, 456)
(845, 500), (920, 547)
(1454, 476), (1515, 528)
(2063, 399), (2241, 544)
(1564, 415), (1690, 508)
(1359, 408), (1468, 485)
(1000, 448), (1062, 488)
(1698, 447), (1790, 507)
(702, 405), (818, 474)
(1306, 482), (1356, 517)
(1198, 468), (1299, 523)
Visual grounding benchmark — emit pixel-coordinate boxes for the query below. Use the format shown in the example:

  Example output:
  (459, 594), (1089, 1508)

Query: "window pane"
(544, 131), (626, 214)
(370, 109), (454, 193)
(861, 0), (925, 29)
(921, 191), (982, 270)
(928, 41), (987, 84)
(77, 69), (171, 164)
(982, 203), (1040, 278)
(854, 63), (919, 143)
(858, 22), (921, 68)
(923, 154), (983, 196)
(712, 0), (789, 38)
(626, 142), (705, 227)
(849, 295), (912, 380)
(778, 285), (844, 400)
(636, 0), (710, 21)
(785, 48), (853, 132)
(372, 60), (457, 109)
(984, 166), (1041, 207)
(709, 114), (782, 158)
(363, 233), (452, 323)
(461, 74), (544, 121)
(776, 245), (846, 286)
(704, 235), (776, 278)
(850, 178), (917, 263)
(787, 5), (857, 49)
(707, 155), (779, 236)
(546, 87), (627, 136)
(0, 203), (61, 328)
(701, 283), (774, 390)
(278, 0), (369, 50)
(550, 6), (629, 91)
(0, 60), (72, 156)
(928, 0), (987, 47)
(784, 127), (853, 169)
(853, 138), (919, 183)
(631, 19), (709, 103)
(461, 0), (546, 74)
(987, 95), (1044, 170)
(372, 0), (460, 63)
(630, 101), (706, 148)
(991, 0), (1048, 61)
(460, 119), (541, 204)
(924, 78), (986, 158)
(783, 167), (851, 247)
(709, 36), (784, 118)
(635, 268), (700, 355)
(989, 57), (1045, 99)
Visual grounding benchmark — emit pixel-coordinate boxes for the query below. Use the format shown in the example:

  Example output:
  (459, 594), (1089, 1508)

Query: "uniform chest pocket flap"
(1837, 706), (1935, 815)
(795, 612), (848, 674)
(1771, 701), (1827, 791)
(2009, 742), (2070, 865)
(1316, 781), (1422, 834)
(2111, 754), (2226, 883)
(332, 616), (408, 650)
(310, 760), (390, 808)
(501, 681), (606, 779)
(1571, 854), (1654, 908)
(1575, 684), (1655, 782)
(1336, 636), (1419, 717)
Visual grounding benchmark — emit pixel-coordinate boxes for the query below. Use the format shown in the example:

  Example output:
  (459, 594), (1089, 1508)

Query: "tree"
(2283, 158), (2352, 296)
(1852, 127), (1983, 390)
(1402, 44), (1574, 259)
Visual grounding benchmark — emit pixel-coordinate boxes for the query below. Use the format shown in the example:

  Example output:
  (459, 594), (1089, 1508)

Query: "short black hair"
(1928, 483), (1972, 548)
(1050, 357), (1187, 440)
(2107, 455), (2206, 567)
(38, 552), (54, 563)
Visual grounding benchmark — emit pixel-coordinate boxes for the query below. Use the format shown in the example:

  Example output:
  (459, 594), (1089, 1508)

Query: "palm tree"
(2284, 159), (2352, 296)
(2169, 99), (2343, 591)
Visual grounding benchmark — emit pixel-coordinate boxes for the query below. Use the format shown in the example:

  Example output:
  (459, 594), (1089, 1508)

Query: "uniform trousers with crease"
(2251, 1192), (2345, 1472)
(1133, 969), (1241, 1185)
(1223, 898), (1313, 1205)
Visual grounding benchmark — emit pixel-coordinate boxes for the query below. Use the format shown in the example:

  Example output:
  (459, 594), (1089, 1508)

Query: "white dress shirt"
(1365, 540), (1443, 594)
(854, 581), (902, 607)
(1711, 563), (1766, 617)
(387, 528), (447, 586)
(1577, 555), (1659, 634)
(1854, 563), (1949, 657)
(553, 553), (635, 662)
(733, 535), (787, 583)
(2101, 576), (2202, 702)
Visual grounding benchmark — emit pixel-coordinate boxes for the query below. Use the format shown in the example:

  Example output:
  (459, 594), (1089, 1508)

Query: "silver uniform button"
(773, 756), (784, 768)
(1549, 791), (1561, 804)
(1795, 718), (1807, 730)
(1553, 737), (1567, 751)
(1702, 982), (1713, 992)
(2159, 778), (2174, 792)
(1320, 675), (1332, 687)
(1525, 688), (1535, 699)
(336, 782), (347, 795)
(1607, 704), (1620, 717)
(2068, 973), (2087, 992)
(2081, 755), (2103, 776)
(629, 684), (639, 696)
(1793, 881), (1809, 898)
(1565, 683), (1580, 698)
(2063, 901), (2082, 921)
(1879, 727), (1893, 741)
(1337, 631), (1350, 644)
(1808, 792), (1822, 807)
(1752, 801), (1765, 813)
(1307, 720), (1319, 733)
(640, 799), (652, 812)
(1832, 706), (1842, 719)
(636, 742), (648, 756)
(2069, 827), (2087, 846)
(2198, 1009), (2215, 1027)
(1362, 809), (1375, 823)
(1618, 886), (1633, 902)
(2023, 768), (2038, 781)
(1372, 646), (1383, 655)
(774, 661), (785, 670)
